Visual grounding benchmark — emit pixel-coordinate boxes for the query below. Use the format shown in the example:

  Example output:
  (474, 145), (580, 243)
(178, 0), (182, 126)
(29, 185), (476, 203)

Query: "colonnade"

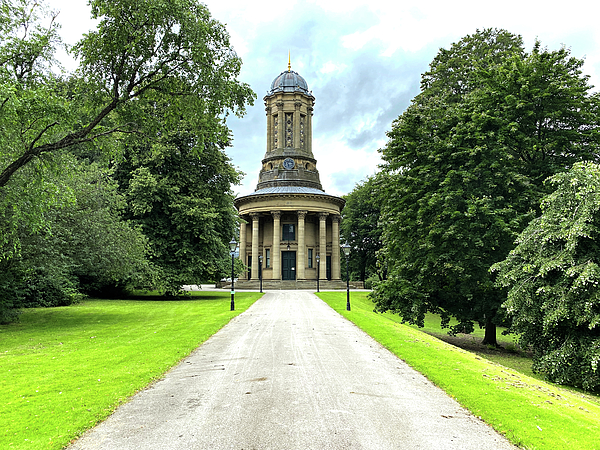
(239, 210), (341, 281)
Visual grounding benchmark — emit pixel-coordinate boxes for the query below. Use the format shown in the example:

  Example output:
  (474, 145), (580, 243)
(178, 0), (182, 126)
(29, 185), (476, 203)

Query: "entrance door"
(282, 251), (296, 280)
(326, 255), (332, 281)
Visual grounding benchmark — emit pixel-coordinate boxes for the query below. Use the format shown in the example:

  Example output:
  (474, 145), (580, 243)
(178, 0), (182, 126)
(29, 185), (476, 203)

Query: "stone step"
(218, 280), (364, 290)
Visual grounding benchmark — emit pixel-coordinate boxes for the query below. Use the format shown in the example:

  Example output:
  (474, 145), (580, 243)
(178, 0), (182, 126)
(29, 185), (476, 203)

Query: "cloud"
(46, 0), (600, 198)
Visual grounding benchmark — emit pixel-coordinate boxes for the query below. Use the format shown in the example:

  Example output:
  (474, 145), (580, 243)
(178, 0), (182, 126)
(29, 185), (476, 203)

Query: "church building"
(234, 63), (347, 288)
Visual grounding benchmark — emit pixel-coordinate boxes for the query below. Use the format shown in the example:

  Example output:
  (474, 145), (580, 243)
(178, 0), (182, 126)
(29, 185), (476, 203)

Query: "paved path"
(69, 291), (515, 449)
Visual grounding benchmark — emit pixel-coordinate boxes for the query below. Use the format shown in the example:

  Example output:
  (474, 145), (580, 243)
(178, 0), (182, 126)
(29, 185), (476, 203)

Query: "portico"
(236, 194), (344, 282)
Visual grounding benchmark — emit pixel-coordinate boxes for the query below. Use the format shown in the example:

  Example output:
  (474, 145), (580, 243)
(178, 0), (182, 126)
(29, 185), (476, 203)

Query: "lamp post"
(316, 254), (320, 292)
(341, 242), (351, 311)
(258, 255), (263, 293)
(229, 238), (237, 311)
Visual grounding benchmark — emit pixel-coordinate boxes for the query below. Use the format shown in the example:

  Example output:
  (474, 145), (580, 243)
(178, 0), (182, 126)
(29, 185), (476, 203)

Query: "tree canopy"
(0, 0), (255, 320)
(493, 162), (600, 390)
(115, 120), (242, 295)
(340, 175), (385, 284)
(371, 29), (600, 345)
(0, 0), (254, 187)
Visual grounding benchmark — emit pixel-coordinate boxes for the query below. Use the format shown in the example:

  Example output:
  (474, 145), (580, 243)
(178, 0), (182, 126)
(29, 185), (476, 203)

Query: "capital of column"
(318, 212), (329, 221)
(331, 214), (341, 224)
(250, 213), (261, 221)
(271, 210), (281, 220)
(297, 210), (308, 220)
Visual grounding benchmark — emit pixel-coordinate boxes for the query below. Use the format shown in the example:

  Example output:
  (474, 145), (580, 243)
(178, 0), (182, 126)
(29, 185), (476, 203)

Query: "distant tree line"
(341, 29), (600, 391)
(0, 0), (255, 323)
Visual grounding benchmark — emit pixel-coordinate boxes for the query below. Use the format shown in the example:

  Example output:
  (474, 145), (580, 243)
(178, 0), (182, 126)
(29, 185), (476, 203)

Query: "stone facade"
(234, 65), (346, 286)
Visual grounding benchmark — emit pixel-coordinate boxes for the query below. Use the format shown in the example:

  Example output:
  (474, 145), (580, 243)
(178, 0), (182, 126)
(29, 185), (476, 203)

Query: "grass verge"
(317, 291), (600, 450)
(0, 291), (261, 450)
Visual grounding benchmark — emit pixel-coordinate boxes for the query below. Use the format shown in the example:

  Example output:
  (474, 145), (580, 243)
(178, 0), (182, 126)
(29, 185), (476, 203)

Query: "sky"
(46, 0), (600, 197)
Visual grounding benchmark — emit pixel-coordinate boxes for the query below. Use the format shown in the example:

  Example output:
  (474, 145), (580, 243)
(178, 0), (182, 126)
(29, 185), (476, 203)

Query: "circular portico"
(234, 62), (346, 287)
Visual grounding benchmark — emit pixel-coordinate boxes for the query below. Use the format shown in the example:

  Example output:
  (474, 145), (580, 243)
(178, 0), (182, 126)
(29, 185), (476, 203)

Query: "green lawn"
(0, 291), (261, 450)
(317, 291), (600, 450)
(388, 311), (541, 380)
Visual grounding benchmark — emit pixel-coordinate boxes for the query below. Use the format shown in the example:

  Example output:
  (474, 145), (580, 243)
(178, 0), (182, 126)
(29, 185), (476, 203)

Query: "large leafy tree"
(0, 0), (254, 318)
(372, 29), (600, 345)
(0, 0), (254, 188)
(341, 175), (385, 283)
(115, 122), (241, 294)
(1, 0), (253, 260)
(493, 162), (600, 391)
(0, 154), (150, 321)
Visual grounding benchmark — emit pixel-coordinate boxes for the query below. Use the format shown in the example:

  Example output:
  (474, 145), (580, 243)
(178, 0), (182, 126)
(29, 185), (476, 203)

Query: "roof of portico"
(234, 186), (345, 214)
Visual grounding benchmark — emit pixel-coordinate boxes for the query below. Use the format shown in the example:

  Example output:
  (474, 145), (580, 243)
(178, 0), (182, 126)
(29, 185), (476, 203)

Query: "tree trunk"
(481, 317), (498, 347)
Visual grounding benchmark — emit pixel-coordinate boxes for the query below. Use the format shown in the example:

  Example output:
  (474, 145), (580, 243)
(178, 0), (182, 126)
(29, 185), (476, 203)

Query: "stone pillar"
(239, 220), (247, 279)
(277, 102), (284, 150)
(332, 215), (341, 280)
(294, 102), (301, 148)
(265, 106), (272, 153)
(318, 212), (328, 280)
(297, 211), (307, 280)
(251, 213), (260, 280)
(272, 211), (281, 280)
(308, 107), (313, 154)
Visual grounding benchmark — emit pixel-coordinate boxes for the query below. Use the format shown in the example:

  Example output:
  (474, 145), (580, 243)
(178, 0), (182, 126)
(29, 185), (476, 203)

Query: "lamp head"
(341, 242), (351, 257)
(229, 238), (238, 254)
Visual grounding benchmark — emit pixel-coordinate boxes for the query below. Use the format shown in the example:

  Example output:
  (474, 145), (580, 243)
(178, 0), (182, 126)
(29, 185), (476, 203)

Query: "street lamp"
(316, 254), (320, 292)
(259, 255), (263, 293)
(341, 242), (351, 311)
(229, 238), (237, 311)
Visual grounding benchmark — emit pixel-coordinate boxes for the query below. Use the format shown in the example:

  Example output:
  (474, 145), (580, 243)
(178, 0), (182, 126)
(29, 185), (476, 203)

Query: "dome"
(268, 70), (313, 96)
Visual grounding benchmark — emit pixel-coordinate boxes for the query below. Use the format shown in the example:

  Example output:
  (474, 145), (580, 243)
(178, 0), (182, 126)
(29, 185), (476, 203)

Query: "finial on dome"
(288, 51), (291, 72)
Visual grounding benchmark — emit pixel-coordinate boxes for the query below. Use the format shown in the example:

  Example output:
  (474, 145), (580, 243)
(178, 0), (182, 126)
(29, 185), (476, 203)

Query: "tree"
(0, 0), (254, 187)
(341, 175), (384, 283)
(0, 0), (254, 319)
(115, 122), (241, 295)
(372, 29), (600, 345)
(0, 154), (150, 320)
(493, 162), (600, 391)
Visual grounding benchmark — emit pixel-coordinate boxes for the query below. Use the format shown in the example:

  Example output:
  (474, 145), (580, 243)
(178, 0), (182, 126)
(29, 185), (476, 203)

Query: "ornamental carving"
(285, 112), (293, 147)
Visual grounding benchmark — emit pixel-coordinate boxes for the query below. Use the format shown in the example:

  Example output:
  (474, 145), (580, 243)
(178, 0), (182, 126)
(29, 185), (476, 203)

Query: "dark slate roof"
(268, 70), (313, 96)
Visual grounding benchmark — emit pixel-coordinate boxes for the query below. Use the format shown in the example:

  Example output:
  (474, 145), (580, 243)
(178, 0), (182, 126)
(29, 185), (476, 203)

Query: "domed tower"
(258, 65), (321, 190)
(234, 62), (346, 288)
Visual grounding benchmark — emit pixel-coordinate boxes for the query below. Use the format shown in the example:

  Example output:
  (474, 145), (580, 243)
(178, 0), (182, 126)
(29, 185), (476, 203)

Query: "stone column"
(297, 211), (307, 280)
(308, 107), (313, 154)
(272, 211), (281, 280)
(265, 106), (272, 153)
(294, 102), (301, 148)
(277, 102), (284, 150)
(318, 212), (328, 280)
(239, 220), (247, 280)
(251, 213), (260, 280)
(332, 215), (341, 280)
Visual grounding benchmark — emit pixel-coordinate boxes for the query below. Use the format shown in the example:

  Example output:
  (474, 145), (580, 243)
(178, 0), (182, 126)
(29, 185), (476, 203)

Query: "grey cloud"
(222, 4), (445, 195)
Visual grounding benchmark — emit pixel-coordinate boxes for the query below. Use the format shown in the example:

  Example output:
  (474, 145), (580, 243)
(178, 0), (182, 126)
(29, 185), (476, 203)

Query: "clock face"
(283, 158), (295, 170)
